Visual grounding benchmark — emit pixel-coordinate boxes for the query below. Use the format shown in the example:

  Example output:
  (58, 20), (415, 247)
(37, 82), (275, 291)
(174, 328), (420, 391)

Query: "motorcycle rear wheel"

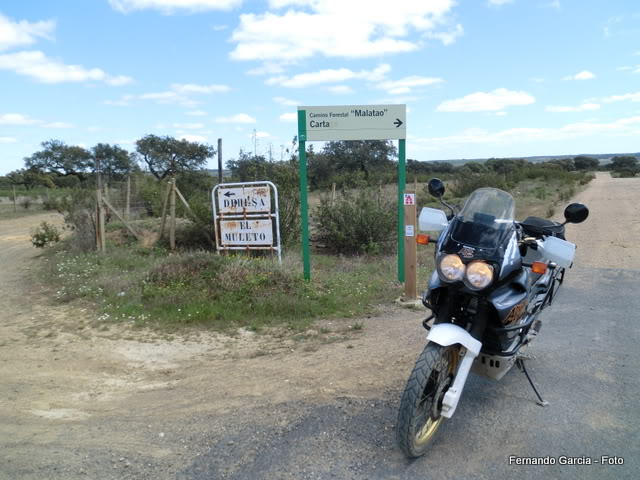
(396, 342), (459, 458)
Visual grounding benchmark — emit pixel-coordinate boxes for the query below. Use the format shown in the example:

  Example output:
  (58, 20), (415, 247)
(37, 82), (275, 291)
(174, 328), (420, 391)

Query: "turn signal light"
(531, 261), (548, 274)
(416, 234), (430, 245)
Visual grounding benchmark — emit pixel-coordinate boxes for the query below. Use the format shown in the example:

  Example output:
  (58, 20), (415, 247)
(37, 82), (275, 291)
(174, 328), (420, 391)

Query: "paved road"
(179, 174), (639, 480)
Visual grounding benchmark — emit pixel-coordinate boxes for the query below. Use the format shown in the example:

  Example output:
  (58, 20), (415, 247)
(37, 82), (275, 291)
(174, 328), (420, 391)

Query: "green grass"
(0, 203), (47, 220)
(43, 243), (406, 332)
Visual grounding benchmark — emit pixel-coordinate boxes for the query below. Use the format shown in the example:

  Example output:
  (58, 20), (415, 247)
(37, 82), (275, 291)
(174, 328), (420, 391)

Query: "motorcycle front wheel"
(396, 342), (460, 458)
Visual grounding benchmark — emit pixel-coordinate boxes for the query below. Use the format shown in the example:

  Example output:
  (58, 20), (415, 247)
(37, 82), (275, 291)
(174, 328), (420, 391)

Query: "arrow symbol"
(223, 191), (236, 197)
(394, 118), (403, 128)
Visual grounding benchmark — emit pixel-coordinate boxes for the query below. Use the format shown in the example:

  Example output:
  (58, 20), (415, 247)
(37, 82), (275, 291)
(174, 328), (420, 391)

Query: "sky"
(1, 0), (639, 175)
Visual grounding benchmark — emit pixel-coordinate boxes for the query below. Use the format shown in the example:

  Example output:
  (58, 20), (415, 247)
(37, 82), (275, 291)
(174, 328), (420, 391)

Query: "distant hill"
(421, 153), (640, 165)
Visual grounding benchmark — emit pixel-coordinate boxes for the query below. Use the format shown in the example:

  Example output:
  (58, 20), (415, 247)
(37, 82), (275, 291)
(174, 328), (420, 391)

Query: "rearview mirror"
(564, 203), (589, 224)
(428, 178), (445, 198)
(419, 207), (449, 232)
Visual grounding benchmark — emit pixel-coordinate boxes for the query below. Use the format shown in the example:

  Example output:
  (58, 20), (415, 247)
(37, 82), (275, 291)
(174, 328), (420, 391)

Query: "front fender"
(426, 324), (481, 418)
(427, 323), (482, 356)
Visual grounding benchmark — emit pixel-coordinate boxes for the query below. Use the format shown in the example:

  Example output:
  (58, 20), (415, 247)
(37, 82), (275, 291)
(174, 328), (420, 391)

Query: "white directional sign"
(217, 185), (271, 214)
(219, 219), (273, 246)
(298, 104), (406, 141)
(212, 181), (282, 263)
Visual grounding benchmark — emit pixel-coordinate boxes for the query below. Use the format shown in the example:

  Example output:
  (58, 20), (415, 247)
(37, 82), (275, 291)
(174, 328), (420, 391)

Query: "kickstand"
(516, 358), (549, 407)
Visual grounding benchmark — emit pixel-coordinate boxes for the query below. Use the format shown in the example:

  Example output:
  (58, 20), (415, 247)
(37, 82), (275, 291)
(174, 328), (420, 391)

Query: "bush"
(20, 197), (32, 210)
(315, 187), (396, 254)
(451, 172), (509, 197)
(31, 221), (61, 248)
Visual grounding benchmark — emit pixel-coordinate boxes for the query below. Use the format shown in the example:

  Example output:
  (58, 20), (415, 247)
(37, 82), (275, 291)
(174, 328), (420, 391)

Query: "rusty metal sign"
(217, 185), (271, 214)
(219, 219), (273, 246)
(212, 181), (281, 263)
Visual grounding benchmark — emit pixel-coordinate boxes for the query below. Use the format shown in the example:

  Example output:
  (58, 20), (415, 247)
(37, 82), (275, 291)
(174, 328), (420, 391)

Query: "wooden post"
(158, 179), (171, 241)
(332, 183), (336, 203)
(217, 138), (223, 185)
(169, 177), (176, 250)
(13, 186), (17, 213)
(403, 189), (418, 300)
(95, 157), (106, 252)
(125, 174), (131, 221)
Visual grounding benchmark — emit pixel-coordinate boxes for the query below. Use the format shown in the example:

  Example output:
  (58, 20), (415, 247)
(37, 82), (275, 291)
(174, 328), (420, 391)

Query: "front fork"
(426, 297), (488, 418)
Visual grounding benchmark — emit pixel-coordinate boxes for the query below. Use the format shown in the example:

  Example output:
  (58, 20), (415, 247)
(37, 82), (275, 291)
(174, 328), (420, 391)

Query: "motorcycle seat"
(520, 216), (566, 240)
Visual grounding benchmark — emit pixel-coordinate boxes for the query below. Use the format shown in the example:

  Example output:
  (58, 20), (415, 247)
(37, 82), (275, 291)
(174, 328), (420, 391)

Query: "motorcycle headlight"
(464, 261), (494, 290)
(438, 254), (465, 282)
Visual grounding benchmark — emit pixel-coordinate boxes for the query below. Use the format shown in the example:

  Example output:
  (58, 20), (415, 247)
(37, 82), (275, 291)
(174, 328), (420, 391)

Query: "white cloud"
(273, 96), (300, 106)
(212, 24), (228, 31)
(495, 111), (507, 116)
(250, 131), (271, 138)
(530, 77), (545, 83)
(437, 88), (535, 112)
(279, 112), (297, 122)
(0, 113), (39, 125)
(0, 50), (133, 85)
(106, 82), (229, 107)
(186, 110), (208, 116)
(545, 103), (600, 113)
(179, 134), (208, 142)
(601, 92), (640, 103)
(414, 115), (640, 151)
(547, 0), (561, 9)
(109, 0), (242, 14)
(564, 70), (595, 81)
(325, 85), (354, 94)
(376, 75), (443, 95)
(230, 1), (457, 62)
(214, 113), (256, 123)
(0, 136), (18, 143)
(375, 96), (418, 104)
(488, 0), (513, 6)
(173, 122), (205, 129)
(0, 112), (73, 128)
(0, 14), (55, 51)
(247, 62), (287, 76)
(42, 121), (74, 128)
(425, 24), (463, 46)
(267, 63), (389, 88)
(171, 83), (230, 94)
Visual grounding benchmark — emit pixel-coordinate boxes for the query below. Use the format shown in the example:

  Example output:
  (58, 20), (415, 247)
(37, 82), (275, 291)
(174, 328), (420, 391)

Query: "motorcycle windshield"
(450, 188), (516, 249)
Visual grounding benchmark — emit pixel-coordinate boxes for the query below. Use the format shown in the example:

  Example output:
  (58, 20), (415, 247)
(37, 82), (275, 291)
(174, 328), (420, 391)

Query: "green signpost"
(297, 104), (407, 282)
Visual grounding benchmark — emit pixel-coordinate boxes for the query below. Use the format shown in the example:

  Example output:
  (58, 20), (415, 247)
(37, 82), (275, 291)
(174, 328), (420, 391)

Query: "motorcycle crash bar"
(427, 323), (482, 419)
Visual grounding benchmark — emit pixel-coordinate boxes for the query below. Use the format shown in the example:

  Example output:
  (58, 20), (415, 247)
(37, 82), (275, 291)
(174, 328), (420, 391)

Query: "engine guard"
(426, 324), (482, 418)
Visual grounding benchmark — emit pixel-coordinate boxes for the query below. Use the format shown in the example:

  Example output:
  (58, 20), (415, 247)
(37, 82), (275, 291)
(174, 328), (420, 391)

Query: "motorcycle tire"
(396, 342), (459, 458)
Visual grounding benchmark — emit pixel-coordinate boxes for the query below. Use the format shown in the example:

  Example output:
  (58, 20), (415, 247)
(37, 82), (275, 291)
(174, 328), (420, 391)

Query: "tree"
(573, 156), (599, 170)
(92, 143), (136, 182)
(24, 139), (93, 181)
(135, 134), (215, 180)
(6, 168), (55, 190)
(609, 156), (638, 172)
(322, 140), (396, 178)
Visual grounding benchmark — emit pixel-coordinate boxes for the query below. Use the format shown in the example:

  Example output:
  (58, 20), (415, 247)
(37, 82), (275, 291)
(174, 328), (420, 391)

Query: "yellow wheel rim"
(414, 346), (459, 447)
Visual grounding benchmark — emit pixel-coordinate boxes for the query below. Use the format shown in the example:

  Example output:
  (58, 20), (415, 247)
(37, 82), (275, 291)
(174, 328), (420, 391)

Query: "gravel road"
(1, 173), (638, 479)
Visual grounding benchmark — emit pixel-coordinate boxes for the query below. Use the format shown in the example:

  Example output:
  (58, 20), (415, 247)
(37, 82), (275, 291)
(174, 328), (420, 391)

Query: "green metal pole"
(398, 139), (406, 283)
(298, 110), (311, 281)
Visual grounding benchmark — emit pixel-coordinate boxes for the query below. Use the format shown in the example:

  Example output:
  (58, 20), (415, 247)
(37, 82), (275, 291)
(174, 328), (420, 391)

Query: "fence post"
(13, 186), (17, 213)
(217, 138), (223, 185)
(169, 177), (176, 250)
(125, 174), (131, 221)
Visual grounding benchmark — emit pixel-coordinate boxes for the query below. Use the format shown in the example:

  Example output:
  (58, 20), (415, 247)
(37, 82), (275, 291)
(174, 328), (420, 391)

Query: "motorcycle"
(396, 178), (589, 458)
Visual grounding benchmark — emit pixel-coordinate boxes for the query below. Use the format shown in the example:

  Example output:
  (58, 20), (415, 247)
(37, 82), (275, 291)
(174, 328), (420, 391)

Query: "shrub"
(314, 187), (396, 254)
(20, 197), (32, 210)
(31, 221), (61, 248)
(452, 172), (509, 197)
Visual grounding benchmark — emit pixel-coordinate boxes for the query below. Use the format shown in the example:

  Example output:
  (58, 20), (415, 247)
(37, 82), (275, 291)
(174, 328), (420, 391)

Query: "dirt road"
(1, 173), (638, 479)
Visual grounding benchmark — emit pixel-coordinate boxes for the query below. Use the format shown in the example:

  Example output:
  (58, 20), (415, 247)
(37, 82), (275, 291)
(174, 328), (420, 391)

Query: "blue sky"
(1, 0), (639, 174)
